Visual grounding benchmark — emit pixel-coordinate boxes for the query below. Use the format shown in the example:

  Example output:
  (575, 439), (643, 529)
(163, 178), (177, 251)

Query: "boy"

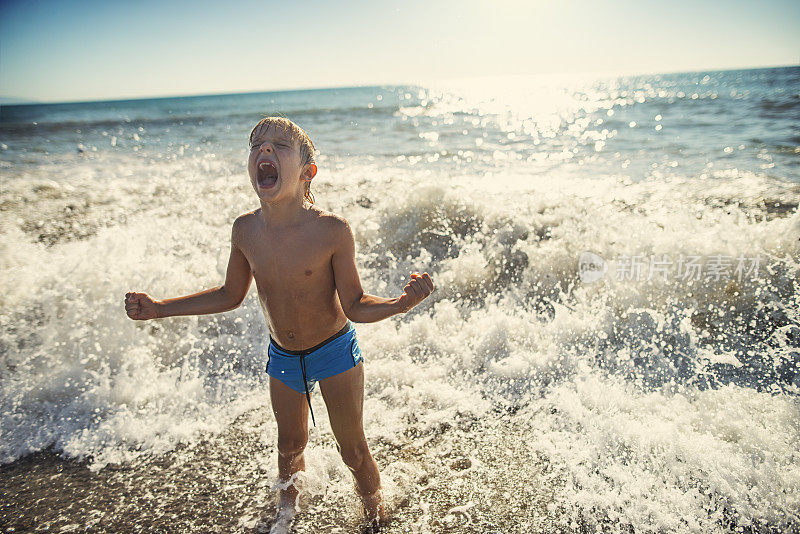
(124, 116), (434, 530)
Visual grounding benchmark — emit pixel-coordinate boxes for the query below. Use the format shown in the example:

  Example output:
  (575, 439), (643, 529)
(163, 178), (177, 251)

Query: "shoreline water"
(2, 407), (561, 533)
(4, 393), (795, 533)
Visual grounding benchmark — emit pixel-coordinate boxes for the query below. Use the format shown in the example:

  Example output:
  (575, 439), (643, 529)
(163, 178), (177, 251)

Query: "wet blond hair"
(249, 116), (317, 204)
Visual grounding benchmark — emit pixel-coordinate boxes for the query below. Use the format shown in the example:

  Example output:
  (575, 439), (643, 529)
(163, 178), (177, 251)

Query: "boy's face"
(247, 125), (316, 202)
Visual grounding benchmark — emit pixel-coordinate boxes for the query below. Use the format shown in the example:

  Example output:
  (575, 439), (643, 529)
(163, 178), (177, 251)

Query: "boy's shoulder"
(234, 209), (259, 221)
(310, 206), (350, 229)
(232, 209), (259, 231)
(305, 208), (355, 250)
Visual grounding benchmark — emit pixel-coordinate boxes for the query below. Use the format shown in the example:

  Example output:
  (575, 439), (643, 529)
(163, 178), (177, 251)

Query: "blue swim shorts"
(266, 321), (363, 425)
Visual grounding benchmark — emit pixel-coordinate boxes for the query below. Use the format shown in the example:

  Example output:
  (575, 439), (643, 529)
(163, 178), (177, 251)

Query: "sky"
(1, 0), (798, 103)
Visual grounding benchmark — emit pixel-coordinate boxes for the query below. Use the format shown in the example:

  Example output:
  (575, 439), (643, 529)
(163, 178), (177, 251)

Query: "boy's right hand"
(125, 292), (160, 320)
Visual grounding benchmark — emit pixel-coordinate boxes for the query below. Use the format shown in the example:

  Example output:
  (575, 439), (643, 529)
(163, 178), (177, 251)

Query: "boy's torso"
(236, 207), (349, 351)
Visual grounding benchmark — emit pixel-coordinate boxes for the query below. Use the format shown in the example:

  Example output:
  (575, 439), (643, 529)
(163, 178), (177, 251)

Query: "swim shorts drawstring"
(299, 353), (316, 427)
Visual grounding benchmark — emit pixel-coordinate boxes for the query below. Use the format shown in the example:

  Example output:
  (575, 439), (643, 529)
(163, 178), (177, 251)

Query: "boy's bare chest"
(240, 226), (333, 287)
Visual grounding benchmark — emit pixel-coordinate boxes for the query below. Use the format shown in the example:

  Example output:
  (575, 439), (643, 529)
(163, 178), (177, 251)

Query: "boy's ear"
(303, 163), (317, 182)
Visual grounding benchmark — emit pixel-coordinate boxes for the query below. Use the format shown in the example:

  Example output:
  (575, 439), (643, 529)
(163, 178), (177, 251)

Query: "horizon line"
(2, 63), (797, 108)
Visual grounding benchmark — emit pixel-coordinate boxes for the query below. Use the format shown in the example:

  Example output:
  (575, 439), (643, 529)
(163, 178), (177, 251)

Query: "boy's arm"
(331, 218), (434, 323)
(126, 218), (253, 320)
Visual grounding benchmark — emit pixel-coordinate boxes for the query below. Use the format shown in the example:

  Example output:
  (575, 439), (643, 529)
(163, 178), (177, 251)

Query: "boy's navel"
(304, 269), (313, 276)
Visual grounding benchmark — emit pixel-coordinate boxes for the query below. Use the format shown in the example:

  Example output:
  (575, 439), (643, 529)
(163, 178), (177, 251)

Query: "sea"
(1, 66), (798, 533)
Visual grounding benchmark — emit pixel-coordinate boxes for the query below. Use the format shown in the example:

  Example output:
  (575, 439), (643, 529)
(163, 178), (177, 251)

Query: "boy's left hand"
(397, 272), (435, 312)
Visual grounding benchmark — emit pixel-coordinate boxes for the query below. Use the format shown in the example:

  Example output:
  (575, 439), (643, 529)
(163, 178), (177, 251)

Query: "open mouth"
(257, 161), (279, 189)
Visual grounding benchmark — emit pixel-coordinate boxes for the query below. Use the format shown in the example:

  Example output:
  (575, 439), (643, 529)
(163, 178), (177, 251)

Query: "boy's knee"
(339, 441), (369, 471)
(278, 435), (308, 458)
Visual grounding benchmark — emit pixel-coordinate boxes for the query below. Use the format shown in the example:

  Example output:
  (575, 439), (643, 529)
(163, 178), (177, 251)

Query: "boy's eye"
(250, 142), (289, 150)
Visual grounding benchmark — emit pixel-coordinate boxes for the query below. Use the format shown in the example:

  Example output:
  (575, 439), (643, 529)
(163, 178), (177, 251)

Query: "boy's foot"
(257, 502), (296, 534)
(267, 474), (300, 533)
(361, 516), (381, 534)
(359, 488), (385, 520)
(359, 489), (385, 532)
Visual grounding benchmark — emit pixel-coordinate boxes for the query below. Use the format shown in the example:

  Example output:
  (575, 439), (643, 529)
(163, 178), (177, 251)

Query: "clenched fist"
(125, 292), (160, 320)
(396, 272), (435, 312)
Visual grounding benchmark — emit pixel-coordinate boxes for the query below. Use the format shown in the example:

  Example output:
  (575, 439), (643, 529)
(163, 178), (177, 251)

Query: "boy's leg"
(269, 376), (310, 509)
(318, 362), (384, 521)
